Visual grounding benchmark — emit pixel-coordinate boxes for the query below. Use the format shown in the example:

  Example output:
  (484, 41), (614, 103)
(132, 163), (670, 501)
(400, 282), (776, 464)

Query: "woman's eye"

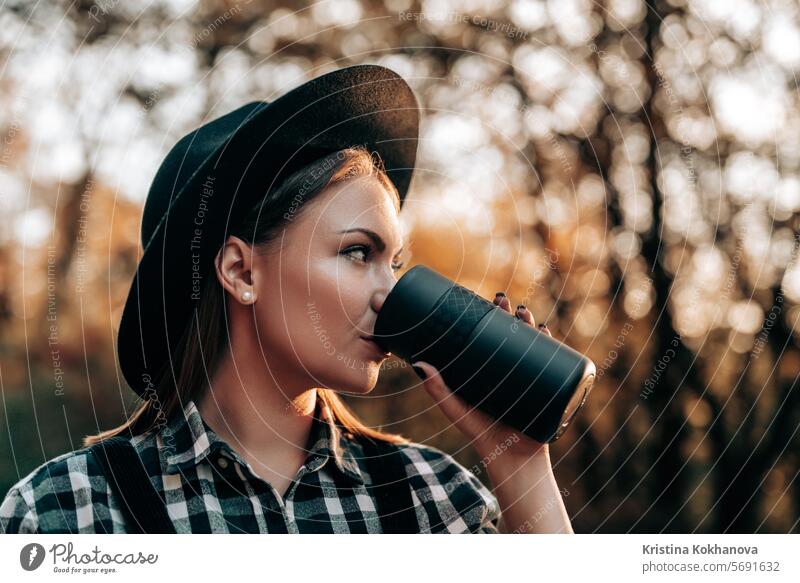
(343, 245), (370, 263)
(343, 245), (404, 271)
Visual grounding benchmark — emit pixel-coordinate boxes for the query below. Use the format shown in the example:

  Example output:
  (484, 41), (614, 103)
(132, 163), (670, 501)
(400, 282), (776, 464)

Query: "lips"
(361, 336), (390, 358)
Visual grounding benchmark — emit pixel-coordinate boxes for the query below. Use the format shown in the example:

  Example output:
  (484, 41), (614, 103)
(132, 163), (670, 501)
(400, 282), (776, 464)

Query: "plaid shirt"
(1, 397), (501, 533)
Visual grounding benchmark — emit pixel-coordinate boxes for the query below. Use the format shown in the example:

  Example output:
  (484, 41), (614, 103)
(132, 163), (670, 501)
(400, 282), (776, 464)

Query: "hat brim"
(117, 64), (420, 396)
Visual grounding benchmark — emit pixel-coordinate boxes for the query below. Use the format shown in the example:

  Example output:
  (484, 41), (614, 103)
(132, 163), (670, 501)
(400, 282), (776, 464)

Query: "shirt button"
(217, 456), (229, 469)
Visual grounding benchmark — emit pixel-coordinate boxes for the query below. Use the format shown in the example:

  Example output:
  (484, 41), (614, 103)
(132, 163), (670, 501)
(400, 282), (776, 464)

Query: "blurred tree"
(0, 0), (797, 532)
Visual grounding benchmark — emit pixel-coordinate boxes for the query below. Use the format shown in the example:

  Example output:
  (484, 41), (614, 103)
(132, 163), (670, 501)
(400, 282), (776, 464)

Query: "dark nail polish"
(539, 323), (547, 329)
(517, 305), (526, 311)
(412, 365), (427, 380)
(495, 292), (506, 297)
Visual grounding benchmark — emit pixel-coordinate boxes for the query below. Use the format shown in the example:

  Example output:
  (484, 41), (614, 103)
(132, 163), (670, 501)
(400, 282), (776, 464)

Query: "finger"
(493, 291), (512, 314)
(538, 323), (553, 337)
(515, 304), (535, 327)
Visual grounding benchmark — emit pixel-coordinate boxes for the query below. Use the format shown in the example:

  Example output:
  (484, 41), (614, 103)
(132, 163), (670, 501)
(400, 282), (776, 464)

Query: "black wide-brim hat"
(118, 64), (420, 397)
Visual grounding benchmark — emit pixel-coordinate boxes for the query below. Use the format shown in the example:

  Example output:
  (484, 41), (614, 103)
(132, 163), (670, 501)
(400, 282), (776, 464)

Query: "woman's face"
(248, 174), (406, 395)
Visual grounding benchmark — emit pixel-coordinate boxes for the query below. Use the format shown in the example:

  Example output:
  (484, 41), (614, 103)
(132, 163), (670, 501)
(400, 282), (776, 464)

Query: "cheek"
(250, 254), (378, 388)
(250, 294), (340, 374)
(304, 259), (369, 332)
(252, 261), (359, 358)
(252, 294), (381, 393)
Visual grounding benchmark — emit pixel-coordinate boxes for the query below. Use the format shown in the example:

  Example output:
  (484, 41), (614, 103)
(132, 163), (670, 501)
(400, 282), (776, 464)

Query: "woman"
(0, 65), (572, 534)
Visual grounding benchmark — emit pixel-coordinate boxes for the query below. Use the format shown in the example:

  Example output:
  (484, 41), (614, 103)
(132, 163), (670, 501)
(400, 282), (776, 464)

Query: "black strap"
(89, 436), (177, 534)
(357, 436), (419, 534)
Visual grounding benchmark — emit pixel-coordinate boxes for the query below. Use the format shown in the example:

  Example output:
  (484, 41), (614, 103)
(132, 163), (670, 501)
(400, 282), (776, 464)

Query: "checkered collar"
(161, 397), (365, 484)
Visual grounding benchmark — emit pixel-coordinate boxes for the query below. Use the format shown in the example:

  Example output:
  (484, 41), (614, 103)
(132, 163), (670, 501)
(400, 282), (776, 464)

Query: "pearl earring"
(241, 290), (253, 302)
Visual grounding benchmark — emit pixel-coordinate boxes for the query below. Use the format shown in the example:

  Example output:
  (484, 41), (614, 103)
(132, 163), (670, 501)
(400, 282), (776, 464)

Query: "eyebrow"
(338, 228), (404, 256)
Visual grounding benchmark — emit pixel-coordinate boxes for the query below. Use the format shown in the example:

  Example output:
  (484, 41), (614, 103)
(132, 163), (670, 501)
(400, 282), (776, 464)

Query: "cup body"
(374, 265), (595, 442)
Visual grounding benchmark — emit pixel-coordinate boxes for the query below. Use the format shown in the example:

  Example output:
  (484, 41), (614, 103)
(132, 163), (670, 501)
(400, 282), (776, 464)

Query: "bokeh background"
(1, 0), (798, 533)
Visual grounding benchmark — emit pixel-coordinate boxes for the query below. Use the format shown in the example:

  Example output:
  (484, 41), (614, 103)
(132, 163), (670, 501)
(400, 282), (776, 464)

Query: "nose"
(371, 278), (397, 314)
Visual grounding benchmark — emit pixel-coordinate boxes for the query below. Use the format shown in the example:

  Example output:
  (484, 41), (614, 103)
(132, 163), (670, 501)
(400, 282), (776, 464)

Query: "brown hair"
(83, 146), (411, 447)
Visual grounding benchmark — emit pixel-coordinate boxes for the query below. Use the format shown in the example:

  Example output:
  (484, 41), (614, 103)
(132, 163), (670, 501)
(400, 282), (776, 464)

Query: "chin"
(314, 360), (380, 395)
(350, 362), (381, 395)
(343, 365), (380, 394)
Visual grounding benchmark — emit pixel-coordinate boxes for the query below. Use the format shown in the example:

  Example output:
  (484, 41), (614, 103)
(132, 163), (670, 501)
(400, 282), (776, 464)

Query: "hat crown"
(139, 65), (420, 251)
(140, 101), (268, 249)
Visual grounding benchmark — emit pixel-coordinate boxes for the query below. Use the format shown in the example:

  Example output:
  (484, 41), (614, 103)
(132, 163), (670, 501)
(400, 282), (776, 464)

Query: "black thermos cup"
(374, 265), (595, 442)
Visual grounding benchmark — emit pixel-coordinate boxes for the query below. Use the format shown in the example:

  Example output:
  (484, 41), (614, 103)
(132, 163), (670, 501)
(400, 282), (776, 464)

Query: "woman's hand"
(412, 291), (574, 533)
(411, 292), (552, 462)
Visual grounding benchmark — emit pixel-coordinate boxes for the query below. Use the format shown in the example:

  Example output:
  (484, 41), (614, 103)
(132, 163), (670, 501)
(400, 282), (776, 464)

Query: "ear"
(214, 235), (257, 305)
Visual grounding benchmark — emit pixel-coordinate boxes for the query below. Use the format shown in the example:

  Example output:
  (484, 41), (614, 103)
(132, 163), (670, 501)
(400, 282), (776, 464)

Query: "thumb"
(412, 361), (448, 392)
